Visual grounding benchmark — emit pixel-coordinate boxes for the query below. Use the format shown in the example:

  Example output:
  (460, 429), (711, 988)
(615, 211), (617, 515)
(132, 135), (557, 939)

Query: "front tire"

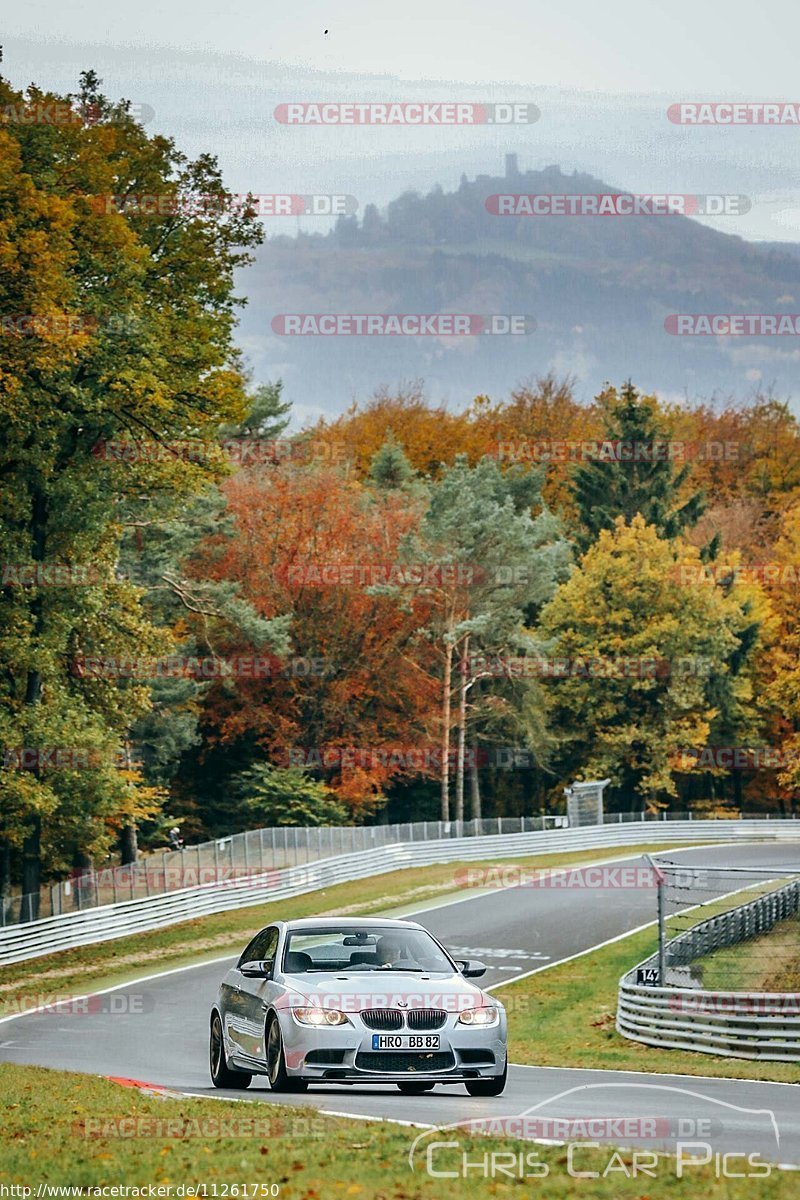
(265, 1015), (308, 1092)
(210, 1013), (252, 1089)
(465, 1059), (507, 1097)
(397, 1081), (435, 1094)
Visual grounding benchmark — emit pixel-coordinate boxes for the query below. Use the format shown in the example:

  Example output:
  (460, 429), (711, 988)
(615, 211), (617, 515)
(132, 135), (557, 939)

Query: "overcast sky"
(6, 0), (800, 94)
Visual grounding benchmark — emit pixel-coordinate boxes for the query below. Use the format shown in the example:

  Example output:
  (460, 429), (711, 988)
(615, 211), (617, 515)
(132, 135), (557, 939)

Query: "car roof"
(279, 917), (423, 931)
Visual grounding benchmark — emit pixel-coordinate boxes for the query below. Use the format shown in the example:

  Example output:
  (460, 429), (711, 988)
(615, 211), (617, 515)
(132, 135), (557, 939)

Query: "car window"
(282, 927), (453, 973)
(238, 926), (279, 967)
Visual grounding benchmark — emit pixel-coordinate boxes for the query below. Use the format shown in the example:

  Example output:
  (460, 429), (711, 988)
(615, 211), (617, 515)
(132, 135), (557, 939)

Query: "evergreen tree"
(117, 385), (295, 855)
(409, 456), (570, 819)
(220, 380), (291, 440)
(571, 382), (708, 553)
(369, 435), (416, 491)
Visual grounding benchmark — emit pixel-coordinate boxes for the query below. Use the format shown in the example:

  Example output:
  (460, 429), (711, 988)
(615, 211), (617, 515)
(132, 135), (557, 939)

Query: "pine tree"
(412, 456), (570, 819)
(369, 435), (416, 490)
(117, 385), (295, 854)
(571, 382), (708, 553)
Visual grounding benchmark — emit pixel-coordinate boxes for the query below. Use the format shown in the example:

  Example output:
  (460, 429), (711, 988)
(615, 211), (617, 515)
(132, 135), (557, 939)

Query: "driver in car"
(376, 935), (417, 968)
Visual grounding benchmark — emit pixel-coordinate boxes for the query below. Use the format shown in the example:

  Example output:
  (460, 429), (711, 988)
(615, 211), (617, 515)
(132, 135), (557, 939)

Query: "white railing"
(1, 819), (798, 967)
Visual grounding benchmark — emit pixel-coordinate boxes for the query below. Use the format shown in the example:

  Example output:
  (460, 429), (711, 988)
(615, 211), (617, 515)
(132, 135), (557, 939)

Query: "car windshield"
(282, 927), (454, 974)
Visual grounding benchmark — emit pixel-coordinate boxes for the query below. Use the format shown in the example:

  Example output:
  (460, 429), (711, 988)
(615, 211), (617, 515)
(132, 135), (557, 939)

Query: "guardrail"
(8, 814), (571, 925)
(1, 818), (798, 967)
(5, 809), (792, 926)
(617, 877), (800, 1061)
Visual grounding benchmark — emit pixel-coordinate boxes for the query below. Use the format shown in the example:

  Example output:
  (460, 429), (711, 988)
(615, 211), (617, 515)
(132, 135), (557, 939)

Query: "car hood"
(279, 970), (491, 1012)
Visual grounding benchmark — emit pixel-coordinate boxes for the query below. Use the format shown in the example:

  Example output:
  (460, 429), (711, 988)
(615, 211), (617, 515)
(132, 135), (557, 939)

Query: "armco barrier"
(1, 820), (798, 967)
(11, 810), (788, 926)
(10, 814), (568, 924)
(617, 877), (800, 1061)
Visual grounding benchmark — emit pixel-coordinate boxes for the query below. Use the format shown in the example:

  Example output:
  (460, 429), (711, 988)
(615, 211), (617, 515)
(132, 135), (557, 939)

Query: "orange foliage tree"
(309, 376), (601, 518)
(192, 464), (440, 817)
(312, 384), (485, 479)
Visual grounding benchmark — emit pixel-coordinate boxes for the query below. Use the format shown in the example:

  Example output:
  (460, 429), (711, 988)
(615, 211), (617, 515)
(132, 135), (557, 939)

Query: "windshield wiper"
(376, 965), (426, 972)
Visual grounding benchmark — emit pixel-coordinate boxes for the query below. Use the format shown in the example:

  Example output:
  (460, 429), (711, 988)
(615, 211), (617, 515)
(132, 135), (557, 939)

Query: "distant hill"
(238, 159), (800, 416)
(758, 243), (800, 262)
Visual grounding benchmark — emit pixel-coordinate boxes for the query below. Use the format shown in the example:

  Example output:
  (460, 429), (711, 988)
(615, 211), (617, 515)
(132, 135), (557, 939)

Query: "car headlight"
(458, 1006), (499, 1026)
(292, 1007), (351, 1027)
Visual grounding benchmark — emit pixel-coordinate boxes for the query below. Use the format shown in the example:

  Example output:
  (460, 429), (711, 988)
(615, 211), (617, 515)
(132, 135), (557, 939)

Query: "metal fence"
(617, 864), (800, 1061)
(1, 818), (798, 967)
(663, 877), (800, 975)
(4, 809), (793, 927)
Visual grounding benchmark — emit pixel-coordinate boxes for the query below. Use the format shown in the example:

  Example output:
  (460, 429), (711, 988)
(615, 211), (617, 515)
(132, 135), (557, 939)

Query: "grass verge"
(0, 1062), (794, 1197)
(0, 841), (711, 1009)
(700, 915), (800, 992)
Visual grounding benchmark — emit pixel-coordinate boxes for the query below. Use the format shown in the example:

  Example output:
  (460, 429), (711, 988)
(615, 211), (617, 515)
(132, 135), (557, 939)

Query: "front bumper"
(280, 1010), (507, 1083)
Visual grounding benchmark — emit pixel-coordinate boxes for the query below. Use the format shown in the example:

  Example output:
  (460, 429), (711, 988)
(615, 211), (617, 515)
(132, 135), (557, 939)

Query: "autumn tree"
(539, 516), (768, 810)
(0, 70), (262, 908)
(470, 375), (598, 517)
(184, 462), (439, 821)
(760, 503), (800, 810)
(115, 383), (293, 856)
(311, 385), (485, 479)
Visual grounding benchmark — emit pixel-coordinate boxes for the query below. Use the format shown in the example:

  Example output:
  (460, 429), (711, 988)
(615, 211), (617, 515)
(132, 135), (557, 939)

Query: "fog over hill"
(6, 39), (800, 416)
(238, 156), (800, 419)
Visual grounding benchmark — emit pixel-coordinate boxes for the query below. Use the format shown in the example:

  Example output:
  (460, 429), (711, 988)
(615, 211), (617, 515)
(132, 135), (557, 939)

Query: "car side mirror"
(240, 959), (273, 978)
(455, 959), (487, 978)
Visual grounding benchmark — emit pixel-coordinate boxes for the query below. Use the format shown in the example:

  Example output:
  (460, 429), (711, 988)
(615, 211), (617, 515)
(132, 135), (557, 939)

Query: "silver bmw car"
(209, 917), (507, 1095)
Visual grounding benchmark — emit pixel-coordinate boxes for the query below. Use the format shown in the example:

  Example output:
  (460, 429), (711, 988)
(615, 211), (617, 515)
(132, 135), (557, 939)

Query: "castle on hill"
(460, 155), (591, 190)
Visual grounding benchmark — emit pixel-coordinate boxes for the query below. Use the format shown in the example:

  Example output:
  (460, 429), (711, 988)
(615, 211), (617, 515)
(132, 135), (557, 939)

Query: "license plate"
(371, 1034), (441, 1050)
